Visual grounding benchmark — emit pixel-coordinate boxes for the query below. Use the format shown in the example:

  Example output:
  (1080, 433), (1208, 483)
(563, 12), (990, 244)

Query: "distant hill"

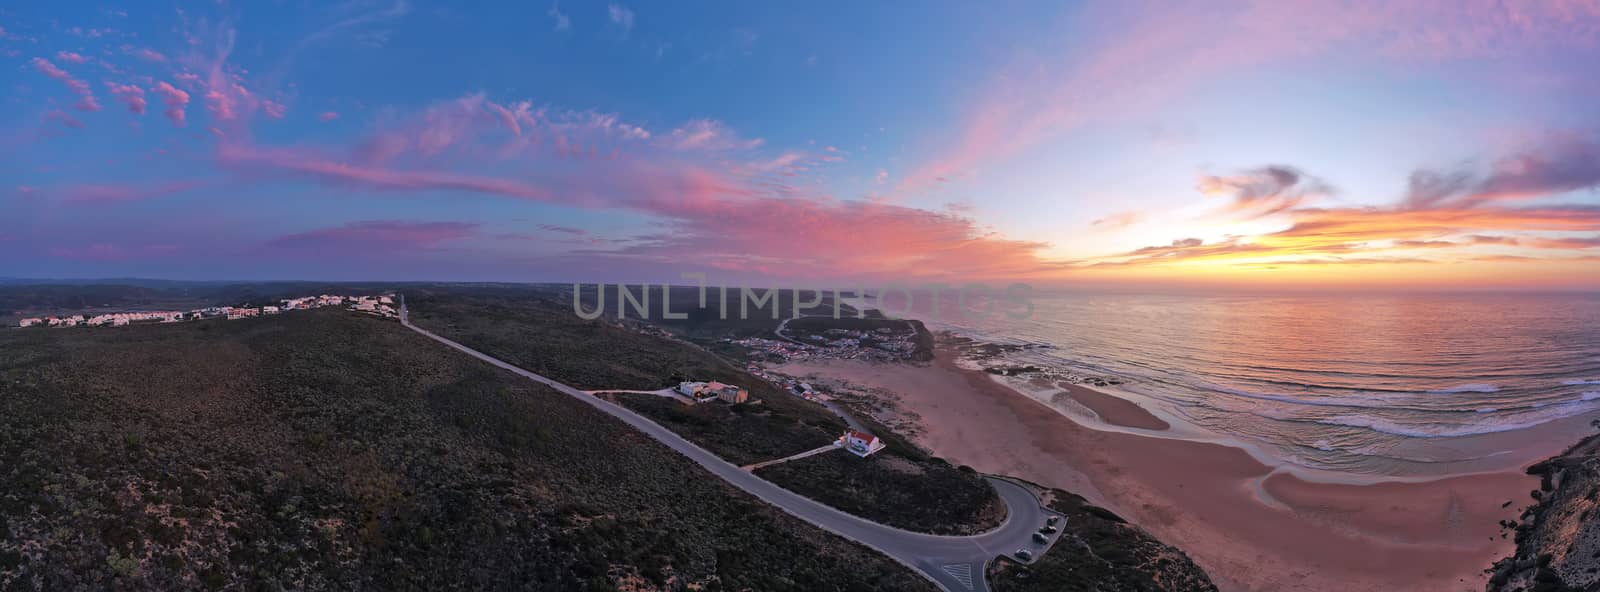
(0, 281), (408, 317)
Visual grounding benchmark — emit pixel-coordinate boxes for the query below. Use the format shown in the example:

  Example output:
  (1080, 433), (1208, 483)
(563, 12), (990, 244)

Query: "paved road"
(399, 304), (1063, 592)
(741, 442), (844, 471)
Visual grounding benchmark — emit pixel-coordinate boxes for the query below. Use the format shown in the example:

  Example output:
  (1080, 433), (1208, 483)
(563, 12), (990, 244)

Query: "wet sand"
(778, 350), (1533, 592)
(1060, 381), (1171, 430)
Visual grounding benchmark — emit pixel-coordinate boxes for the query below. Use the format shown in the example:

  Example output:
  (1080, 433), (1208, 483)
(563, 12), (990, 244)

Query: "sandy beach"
(778, 349), (1536, 592)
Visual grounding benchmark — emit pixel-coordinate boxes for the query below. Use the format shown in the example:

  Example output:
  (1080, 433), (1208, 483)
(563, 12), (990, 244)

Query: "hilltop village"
(732, 326), (920, 363)
(16, 294), (399, 328)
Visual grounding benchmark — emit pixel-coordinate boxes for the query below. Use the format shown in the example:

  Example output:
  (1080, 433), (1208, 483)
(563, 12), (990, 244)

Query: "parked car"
(1039, 525), (1057, 535)
(1014, 549), (1033, 561)
(1046, 516), (1060, 526)
(1032, 532), (1049, 544)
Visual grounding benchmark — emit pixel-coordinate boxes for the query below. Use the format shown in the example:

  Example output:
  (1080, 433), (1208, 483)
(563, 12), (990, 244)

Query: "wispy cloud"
(902, 0), (1600, 192)
(1091, 210), (1144, 230)
(56, 181), (204, 205)
(32, 57), (100, 111)
(269, 220), (479, 250)
(608, 4), (635, 37)
(1197, 166), (1332, 219)
(548, 2), (571, 31)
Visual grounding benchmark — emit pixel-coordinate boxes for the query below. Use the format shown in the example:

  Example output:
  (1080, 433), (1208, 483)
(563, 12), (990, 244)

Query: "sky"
(2, 0), (1599, 289)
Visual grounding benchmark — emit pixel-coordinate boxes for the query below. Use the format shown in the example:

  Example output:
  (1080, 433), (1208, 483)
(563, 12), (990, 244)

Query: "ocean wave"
(1196, 382), (1482, 414)
(1292, 400), (1600, 438)
(1583, 391), (1600, 402)
(1425, 383), (1500, 394)
(1564, 379), (1600, 386)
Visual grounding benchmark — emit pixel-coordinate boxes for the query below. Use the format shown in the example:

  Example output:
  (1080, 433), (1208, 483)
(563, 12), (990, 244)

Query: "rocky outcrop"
(1488, 430), (1600, 592)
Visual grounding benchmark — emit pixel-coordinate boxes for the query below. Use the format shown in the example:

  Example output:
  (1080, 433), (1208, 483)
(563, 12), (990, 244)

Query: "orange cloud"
(1086, 137), (1600, 274)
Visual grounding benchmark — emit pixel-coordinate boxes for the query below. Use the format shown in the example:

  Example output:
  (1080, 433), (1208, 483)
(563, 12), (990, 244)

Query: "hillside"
(0, 310), (933, 591)
(1488, 429), (1600, 592)
(986, 483), (1218, 592)
(405, 287), (1005, 535)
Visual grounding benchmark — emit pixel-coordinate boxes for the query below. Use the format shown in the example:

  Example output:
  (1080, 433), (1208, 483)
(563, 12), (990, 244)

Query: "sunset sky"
(3, 1), (1599, 289)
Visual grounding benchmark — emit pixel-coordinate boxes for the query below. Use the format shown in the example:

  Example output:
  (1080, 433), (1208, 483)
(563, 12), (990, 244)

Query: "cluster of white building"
(734, 327), (918, 364)
(17, 294), (398, 328)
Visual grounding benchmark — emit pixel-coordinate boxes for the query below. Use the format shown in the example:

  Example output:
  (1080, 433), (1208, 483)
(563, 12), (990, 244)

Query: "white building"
(19, 318), (42, 327)
(677, 381), (748, 404)
(843, 430), (886, 457)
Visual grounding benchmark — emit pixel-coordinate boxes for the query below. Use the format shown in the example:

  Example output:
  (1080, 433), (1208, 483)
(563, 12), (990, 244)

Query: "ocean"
(926, 290), (1600, 479)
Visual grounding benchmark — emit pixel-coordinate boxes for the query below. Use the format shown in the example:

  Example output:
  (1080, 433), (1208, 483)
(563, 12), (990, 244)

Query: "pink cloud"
(44, 109), (84, 129)
(487, 101), (522, 136)
(55, 51), (89, 64)
(219, 145), (553, 200)
(263, 100), (287, 119)
(57, 181), (203, 205)
(902, 0), (1600, 192)
(582, 196), (1063, 281)
(204, 89), (238, 121)
(319, 111), (339, 121)
(1091, 211), (1144, 230)
(105, 82), (146, 114)
(152, 82), (190, 126)
(668, 119), (762, 151)
(197, 91), (1057, 281)
(31, 57), (100, 112)
(124, 46), (167, 62)
(269, 220), (481, 250)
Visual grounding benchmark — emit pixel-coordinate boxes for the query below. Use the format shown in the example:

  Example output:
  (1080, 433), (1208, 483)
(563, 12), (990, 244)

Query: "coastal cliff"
(1488, 430), (1600, 592)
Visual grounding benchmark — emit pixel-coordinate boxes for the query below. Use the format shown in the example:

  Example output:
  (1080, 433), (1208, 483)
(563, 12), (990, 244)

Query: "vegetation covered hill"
(753, 413), (1003, 536)
(405, 286), (1003, 535)
(0, 310), (933, 591)
(405, 286), (856, 464)
(986, 483), (1218, 592)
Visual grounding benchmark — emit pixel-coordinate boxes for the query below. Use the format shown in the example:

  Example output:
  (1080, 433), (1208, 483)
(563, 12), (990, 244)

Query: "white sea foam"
(1563, 379), (1600, 386)
(1583, 391), (1600, 402)
(1426, 383), (1500, 394)
(1311, 400), (1600, 438)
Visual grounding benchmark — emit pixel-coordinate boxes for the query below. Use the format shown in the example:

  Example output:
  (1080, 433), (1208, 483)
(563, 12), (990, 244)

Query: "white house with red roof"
(842, 430), (886, 457)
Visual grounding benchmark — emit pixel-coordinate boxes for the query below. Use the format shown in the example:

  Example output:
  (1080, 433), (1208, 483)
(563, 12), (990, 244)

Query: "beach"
(778, 347), (1537, 592)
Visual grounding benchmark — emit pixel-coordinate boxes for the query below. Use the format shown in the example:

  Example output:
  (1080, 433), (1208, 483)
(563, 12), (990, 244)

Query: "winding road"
(400, 303), (1062, 592)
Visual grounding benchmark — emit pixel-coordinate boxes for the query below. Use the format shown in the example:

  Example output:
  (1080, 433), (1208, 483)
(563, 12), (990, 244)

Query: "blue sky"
(2, 1), (1599, 287)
